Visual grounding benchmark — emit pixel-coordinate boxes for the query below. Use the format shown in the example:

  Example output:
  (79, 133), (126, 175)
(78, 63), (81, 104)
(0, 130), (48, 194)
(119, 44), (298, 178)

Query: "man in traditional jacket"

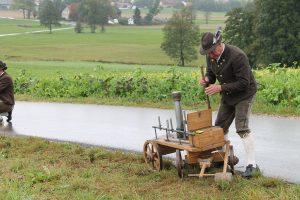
(199, 31), (260, 178)
(0, 61), (14, 122)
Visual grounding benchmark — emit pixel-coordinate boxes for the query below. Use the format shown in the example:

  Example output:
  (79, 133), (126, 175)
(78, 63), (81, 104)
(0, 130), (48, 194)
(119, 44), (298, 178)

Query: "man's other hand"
(205, 84), (222, 95)
(199, 76), (209, 87)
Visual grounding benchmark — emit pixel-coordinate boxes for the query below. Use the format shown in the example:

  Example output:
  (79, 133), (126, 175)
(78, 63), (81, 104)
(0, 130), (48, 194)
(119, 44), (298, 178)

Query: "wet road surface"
(1, 101), (299, 183)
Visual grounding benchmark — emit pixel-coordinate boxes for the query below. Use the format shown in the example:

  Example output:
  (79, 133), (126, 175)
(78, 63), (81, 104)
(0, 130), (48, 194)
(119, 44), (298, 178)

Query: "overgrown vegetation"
(0, 135), (299, 199)
(11, 63), (300, 116)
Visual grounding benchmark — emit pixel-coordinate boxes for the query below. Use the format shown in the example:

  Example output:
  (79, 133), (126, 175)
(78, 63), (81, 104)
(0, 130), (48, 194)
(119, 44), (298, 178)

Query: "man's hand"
(205, 84), (222, 95)
(199, 76), (209, 87)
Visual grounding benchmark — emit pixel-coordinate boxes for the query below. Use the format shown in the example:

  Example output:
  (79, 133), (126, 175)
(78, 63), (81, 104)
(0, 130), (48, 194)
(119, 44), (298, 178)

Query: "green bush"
(13, 66), (300, 109)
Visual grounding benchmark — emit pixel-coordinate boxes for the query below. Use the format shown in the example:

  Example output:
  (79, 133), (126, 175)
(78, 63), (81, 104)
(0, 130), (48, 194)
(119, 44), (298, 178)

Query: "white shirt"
(217, 43), (225, 63)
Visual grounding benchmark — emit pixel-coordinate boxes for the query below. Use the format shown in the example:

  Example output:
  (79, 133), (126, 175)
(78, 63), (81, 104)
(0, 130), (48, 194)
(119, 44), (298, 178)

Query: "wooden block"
(186, 150), (212, 164)
(212, 151), (226, 162)
(188, 127), (225, 150)
(187, 109), (212, 131)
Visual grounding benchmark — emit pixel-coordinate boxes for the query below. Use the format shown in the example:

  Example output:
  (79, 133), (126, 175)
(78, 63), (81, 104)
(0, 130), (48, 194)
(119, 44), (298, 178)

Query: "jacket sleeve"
(0, 76), (12, 93)
(221, 54), (251, 93)
(205, 57), (216, 84)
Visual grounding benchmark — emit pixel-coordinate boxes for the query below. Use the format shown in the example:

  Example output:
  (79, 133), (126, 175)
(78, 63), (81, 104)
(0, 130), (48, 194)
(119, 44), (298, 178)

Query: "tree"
(144, 0), (161, 25)
(133, 7), (142, 25)
(224, 0), (300, 66)
(204, 11), (211, 24)
(80, 0), (113, 33)
(98, 0), (112, 32)
(39, 0), (61, 33)
(256, 0), (299, 65)
(224, 3), (258, 66)
(161, 8), (201, 66)
(13, 0), (35, 19)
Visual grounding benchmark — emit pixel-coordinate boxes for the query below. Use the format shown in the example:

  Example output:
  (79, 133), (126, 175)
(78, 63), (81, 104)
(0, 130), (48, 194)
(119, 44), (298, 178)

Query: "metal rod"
(154, 128), (157, 139)
(183, 110), (187, 123)
(170, 118), (173, 131)
(166, 120), (169, 141)
(158, 116), (161, 129)
(172, 91), (184, 139)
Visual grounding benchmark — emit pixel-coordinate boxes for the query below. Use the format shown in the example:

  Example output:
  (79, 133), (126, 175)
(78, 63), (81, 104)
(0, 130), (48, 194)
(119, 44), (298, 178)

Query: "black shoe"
(7, 111), (12, 122)
(242, 164), (260, 179)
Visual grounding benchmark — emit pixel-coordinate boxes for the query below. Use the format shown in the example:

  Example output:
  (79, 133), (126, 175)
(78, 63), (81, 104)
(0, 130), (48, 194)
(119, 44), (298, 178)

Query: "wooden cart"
(143, 109), (237, 179)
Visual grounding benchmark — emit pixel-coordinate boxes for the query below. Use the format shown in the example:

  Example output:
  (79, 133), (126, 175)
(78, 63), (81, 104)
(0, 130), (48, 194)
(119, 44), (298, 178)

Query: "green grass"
(0, 18), (42, 34)
(0, 136), (299, 199)
(0, 18), (66, 34)
(0, 11), (225, 67)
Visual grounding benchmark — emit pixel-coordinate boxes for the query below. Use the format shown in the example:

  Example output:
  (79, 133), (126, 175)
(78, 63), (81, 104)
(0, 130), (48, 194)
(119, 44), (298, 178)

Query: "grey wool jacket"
(205, 44), (257, 106)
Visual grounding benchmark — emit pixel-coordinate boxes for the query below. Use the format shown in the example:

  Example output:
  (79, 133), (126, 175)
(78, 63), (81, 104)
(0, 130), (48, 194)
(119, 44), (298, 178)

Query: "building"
(0, 0), (12, 10)
(61, 3), (79, 21)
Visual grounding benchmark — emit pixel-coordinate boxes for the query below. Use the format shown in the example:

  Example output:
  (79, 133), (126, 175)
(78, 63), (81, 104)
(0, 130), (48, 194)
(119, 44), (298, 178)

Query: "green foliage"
(256, 64), (300, 108)
(224, 4), (258, 66)
(144, 0), (161, 25)
(13, 67), (206, 105)
(12, 0), (35, 19)
(79, 0), (113, 33)
(12, 66), (300, 110)
(256, 0), (300, 65)
(133, 7), (142, 25)
(224, 0), (300, 66)
(161, 7), (201, 66)
(39, 0), (61, 33)
(74, 20), (83, 33)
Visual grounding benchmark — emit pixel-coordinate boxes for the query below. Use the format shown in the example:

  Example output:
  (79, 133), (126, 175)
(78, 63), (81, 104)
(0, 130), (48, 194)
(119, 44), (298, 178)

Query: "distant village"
(0, 0), (186, 25)
(0, 0), (183, 10)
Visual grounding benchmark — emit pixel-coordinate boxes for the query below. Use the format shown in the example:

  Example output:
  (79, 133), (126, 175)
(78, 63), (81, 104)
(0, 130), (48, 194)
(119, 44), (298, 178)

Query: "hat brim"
(199, 42), (219, 55)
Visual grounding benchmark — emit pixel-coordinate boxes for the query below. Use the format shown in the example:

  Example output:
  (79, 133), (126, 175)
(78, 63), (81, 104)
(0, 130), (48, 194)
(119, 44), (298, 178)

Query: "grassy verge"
(0, 136), (299, 199)
(9, 61), (300, 117)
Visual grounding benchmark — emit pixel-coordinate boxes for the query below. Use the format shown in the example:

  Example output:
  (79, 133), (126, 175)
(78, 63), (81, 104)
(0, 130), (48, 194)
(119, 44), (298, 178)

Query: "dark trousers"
(0, 101), (13, 113)
(215, 95), (255, 138)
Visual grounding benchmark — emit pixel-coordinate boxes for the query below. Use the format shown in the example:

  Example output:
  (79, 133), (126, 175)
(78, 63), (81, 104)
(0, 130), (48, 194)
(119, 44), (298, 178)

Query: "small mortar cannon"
(143, 91), (238, 181)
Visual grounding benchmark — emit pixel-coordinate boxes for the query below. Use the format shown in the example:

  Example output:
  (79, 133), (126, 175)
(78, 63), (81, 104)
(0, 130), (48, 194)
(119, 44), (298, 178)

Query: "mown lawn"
(0, 136), (299, 199)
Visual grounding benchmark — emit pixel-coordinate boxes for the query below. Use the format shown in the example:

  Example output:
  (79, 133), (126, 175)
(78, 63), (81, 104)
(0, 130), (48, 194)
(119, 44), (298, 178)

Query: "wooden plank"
(186, 151), (212, 164)
(153, 138), (226, 153)
(187, 109), (212, 131)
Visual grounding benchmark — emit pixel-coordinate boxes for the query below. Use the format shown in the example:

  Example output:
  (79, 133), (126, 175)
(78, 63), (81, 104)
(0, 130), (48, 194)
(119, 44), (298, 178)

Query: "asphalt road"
(1, 101), (299, 183)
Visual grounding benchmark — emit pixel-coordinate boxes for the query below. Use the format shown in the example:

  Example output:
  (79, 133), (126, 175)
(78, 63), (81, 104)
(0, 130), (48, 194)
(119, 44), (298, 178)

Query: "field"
(0, 9), (225, 66)
(121, 8), (226, 28)
(0, 136), (299, 199)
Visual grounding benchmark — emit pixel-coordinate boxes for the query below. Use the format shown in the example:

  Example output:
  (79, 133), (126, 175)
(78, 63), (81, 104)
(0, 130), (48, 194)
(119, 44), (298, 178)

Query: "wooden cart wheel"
(176, 150), (184, 178)
(143, 141), (163, 171)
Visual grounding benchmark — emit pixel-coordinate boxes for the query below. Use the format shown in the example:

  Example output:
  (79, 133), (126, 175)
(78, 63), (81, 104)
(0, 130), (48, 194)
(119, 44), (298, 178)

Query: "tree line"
(224, 0), (299, 66)
(161, 0), (299, 67)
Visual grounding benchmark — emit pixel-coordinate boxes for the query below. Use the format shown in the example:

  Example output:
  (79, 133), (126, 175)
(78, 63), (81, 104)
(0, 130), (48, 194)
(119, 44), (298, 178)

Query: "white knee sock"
(242, 133), (256, 166)
(222, 134), (229, 151)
